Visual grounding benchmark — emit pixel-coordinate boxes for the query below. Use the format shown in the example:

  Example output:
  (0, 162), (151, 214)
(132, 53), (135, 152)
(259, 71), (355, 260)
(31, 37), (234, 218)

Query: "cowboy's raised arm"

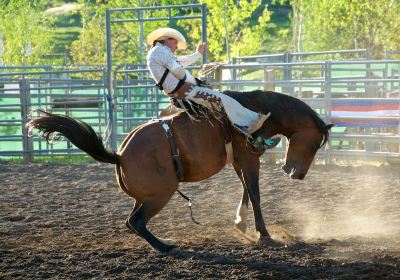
(176, 51), (201, 67)
(176, 43), (206, 67)
(152, 45), (196, 85)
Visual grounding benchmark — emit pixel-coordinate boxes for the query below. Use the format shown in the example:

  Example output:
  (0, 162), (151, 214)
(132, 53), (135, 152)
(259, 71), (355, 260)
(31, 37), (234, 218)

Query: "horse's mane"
(223, 90), (330, 146)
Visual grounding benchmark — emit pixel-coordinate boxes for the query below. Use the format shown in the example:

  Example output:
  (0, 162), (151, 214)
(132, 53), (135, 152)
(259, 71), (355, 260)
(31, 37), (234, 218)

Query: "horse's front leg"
(232, 160), (274, 244)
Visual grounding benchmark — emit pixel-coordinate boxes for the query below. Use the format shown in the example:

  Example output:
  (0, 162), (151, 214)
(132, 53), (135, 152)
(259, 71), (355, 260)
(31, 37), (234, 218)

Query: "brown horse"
(28, 90), (333, 253)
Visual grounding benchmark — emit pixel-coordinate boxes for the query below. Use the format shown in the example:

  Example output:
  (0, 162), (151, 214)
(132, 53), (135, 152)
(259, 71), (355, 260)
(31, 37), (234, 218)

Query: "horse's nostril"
(298, 173), (305, 180)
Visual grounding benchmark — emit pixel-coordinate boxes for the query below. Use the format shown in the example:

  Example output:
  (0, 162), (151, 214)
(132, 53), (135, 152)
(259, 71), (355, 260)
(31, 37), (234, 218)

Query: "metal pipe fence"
(232, 49), (369, 64)
(1, 52), (399, 164)
(207, 59), (400, 163)
(0, 66), (108, 162)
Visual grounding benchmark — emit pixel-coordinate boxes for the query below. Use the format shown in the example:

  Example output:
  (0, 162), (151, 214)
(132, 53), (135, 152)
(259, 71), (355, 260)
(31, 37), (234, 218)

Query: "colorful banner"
(331, 99), (400, 127)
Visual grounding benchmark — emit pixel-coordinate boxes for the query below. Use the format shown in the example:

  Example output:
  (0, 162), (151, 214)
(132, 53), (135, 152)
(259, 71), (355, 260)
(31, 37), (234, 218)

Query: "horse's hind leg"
(126, 195), (177, 253)
(125, 201), (176, 247)
(125, 200), (142, 235)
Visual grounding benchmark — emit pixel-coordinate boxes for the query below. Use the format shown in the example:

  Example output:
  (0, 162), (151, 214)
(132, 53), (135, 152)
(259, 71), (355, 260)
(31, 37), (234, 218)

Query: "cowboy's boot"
(250, 115), (281, 150)
(251, 135), (281, 151)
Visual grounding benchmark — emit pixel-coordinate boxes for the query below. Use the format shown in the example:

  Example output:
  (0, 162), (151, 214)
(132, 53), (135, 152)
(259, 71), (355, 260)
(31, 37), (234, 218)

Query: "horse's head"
(221, 90), (334, 180)
(282, 123), (333, 180)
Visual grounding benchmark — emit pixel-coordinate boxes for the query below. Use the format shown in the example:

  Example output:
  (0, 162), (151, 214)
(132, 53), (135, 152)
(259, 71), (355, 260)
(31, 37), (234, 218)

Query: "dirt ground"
(1, 161), (399, 279)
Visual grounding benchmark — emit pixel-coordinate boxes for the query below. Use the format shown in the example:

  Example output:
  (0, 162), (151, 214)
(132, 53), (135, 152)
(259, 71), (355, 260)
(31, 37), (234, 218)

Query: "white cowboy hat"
(146, 27), (187, 50)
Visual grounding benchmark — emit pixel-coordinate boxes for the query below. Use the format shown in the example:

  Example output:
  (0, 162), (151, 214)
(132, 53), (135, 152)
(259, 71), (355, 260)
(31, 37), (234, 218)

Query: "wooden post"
(214, 64), (222, 90)
(264, 69), (275, 91)
(19, 78), (33, 163)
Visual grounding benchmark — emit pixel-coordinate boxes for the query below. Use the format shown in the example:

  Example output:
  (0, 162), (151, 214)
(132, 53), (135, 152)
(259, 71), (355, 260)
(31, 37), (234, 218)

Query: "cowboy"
(146, 27), (279, 149)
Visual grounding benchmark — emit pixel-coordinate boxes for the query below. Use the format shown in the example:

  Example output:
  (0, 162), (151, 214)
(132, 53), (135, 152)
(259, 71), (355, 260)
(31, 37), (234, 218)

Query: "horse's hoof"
(159, 238), (177, 246)
(258, 236), (282, 247)
(167, 246), (182, 255)
(154, 244), (180, 254)
(234, 221), (247, 234)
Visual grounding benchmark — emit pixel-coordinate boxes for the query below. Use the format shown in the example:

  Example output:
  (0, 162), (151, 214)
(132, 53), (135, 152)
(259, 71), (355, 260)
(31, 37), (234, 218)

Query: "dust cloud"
(285, 167), (400, 242)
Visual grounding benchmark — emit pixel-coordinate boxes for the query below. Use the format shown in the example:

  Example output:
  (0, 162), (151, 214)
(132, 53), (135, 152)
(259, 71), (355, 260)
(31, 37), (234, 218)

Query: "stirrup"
(251, 136), (281, 150)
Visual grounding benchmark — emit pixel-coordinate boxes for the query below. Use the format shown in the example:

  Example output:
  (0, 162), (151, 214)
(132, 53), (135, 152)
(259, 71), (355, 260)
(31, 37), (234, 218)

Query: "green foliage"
(71, 0), (207, 65)
(258, 1), (291, 53)
(69, 0), (272, 64)
(195, 0), (271, 61)
(4, 0), (399, 65)
(0, 1), (277, 65)
(50, 8), (81, 62)
(0, 0), (56, 65)
(69, 1), (105, 65)
(294, 0), (400, 58)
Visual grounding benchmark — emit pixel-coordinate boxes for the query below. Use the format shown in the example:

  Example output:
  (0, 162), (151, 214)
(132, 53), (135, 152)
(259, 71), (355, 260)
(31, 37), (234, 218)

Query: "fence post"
(324, 61), (332, 165)
(19, 78), (34, 163)
(283, 52), (294, 96)
(214, 64), (222, 90)
(232, 57), (237, 91)
(105, 9), (117, 150)
(201, 3), (208, 64)
(264, 68), (275, 91)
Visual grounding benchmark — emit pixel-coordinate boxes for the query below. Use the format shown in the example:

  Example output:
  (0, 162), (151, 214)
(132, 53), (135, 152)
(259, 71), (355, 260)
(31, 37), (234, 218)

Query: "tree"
(69, 0), (187, 65)
(0, 0), (272, 66)
(292, 0), (400, 58)
(195, 0), (271, 62)
(69, 0), (272, 65)
(0, 0), (55, 65)
(69, 0), (106, 65)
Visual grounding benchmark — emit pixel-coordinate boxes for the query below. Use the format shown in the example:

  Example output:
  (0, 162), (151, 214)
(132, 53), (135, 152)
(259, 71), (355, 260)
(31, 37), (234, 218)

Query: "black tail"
(28, 110), (119, 164)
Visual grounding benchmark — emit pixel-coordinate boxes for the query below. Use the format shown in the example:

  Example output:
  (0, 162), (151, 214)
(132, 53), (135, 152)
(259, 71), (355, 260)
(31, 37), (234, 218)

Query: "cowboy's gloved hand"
(196, 42), (207, 55)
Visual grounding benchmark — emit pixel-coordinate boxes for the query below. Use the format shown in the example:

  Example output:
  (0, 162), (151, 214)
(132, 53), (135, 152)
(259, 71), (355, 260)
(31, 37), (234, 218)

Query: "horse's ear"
(325, 124), (334, 130)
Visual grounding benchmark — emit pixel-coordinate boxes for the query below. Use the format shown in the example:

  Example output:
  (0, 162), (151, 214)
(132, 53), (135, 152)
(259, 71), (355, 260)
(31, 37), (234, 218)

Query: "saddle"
(169, 97), (279, 152)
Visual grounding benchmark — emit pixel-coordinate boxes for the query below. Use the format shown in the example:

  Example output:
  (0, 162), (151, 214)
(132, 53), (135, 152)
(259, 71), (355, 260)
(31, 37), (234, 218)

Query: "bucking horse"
(28, 90), (333, 253)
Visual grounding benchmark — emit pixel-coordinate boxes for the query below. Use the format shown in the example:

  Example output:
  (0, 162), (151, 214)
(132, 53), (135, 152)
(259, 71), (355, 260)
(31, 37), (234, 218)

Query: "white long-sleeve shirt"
(146, 42), (201, 94)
